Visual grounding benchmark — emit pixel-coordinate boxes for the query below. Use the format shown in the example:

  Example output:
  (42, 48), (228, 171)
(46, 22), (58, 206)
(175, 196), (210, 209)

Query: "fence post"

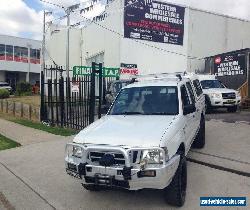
(89, 62), (96, 123)
(98, 63), (103, 119)
(29, 105), (32, 120)
(5, 101), (8, 113)
(48, 79), (54, 125)
(59, 76), (65, 127)
(13, 102), (15, 116)
(20, 103), (23, 117)
(40, 70), (45, 121)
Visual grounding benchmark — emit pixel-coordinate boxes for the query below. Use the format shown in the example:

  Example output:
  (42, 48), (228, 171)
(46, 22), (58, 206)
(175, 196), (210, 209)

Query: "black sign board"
(214, 52), (247, 89)
(124, 0), (185, 45)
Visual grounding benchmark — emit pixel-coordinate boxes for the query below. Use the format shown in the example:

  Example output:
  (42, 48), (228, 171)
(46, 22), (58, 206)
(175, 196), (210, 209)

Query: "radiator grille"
(89, 151), (125, 165)
(222, 93), (236, 99)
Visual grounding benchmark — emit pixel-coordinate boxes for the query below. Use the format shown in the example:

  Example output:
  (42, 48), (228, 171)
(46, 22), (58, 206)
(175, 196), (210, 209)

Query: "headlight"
(236, 91), (241, 98)
(141, 149), (164, 165)
(72, 146), (83, 158)
(210, 93), (221, 98)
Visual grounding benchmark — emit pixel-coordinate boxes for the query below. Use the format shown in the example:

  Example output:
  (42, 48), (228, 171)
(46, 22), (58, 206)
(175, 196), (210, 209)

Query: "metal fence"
(40, 62), (116, 130)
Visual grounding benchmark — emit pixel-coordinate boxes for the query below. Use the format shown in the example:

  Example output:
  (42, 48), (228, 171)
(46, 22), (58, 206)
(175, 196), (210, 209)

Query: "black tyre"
(192, 116), (205, 149)
(82, 184), (100, 191)
(227, 106), (237, 113)
(165, 154), (187, 207)
(205, 95), (212, 114)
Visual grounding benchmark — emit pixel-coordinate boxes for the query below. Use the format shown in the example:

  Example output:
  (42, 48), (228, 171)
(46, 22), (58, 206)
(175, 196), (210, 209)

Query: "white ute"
(199, 75), (241, 113)
(65, 73), (206, 207)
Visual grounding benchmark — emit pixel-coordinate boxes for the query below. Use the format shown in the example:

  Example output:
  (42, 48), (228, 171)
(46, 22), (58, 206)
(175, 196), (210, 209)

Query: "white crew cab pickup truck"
(199, 75), (241, 113)
(65, 73), (205, 207)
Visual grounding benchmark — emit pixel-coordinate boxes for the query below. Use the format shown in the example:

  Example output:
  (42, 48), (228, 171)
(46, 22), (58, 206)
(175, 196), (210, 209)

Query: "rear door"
(186, 81), (200, 133)
(192, 79), (205, 115)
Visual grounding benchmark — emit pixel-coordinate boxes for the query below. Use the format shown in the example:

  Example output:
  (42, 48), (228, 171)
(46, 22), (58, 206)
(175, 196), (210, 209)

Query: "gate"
(40, 62), (118, 130)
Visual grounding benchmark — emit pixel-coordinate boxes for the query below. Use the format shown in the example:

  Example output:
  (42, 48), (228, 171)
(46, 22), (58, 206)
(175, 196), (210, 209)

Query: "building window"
(37, 49), (40, 63)
(30, 48), (40, 64)
(20, 47), (28, 63)
(30, 48), (37, 64)
(0, 44), (5, 60)
(14, 46), (22, 62)
(6, 45), (13, 61)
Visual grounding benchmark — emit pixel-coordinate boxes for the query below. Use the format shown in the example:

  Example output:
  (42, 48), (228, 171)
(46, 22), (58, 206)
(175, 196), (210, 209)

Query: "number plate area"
(94, 173), (115, 185)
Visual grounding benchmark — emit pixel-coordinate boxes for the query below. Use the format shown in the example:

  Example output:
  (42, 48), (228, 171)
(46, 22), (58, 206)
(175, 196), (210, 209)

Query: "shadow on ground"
(205, 109), (250, 124)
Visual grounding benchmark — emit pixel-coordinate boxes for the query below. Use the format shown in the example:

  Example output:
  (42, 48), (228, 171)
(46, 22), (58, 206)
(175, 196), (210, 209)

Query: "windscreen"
(109, 86), (179, 115)
(200, 80), (225, 89)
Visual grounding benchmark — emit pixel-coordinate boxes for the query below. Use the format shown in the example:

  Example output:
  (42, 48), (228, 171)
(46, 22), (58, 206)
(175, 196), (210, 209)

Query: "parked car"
(65, 73), (206, 207)
(105, 80), (131, 106)
(198, 75), (241, 112)
(0, 82), (12, 93)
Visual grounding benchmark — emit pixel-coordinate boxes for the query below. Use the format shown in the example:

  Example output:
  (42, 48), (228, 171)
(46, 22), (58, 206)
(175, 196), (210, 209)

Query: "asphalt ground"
(0, 117), (249, 210)
(206, 109), (250, 124)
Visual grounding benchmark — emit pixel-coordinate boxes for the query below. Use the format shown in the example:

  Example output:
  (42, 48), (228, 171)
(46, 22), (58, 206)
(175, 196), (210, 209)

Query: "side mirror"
(101, 105), (109, 114)
(183, 104), (196, 115)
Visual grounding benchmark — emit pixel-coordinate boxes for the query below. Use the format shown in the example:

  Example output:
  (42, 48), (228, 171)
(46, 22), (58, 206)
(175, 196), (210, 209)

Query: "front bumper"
(210, 97), (241, 107)
(65, 144), (180, 190)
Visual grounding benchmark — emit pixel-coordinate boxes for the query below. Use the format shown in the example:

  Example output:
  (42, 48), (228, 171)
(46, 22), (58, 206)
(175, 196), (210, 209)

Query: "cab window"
(181, 85), (191, 106)
(186, 82), (196, 104)
(192, 79), (203, 96)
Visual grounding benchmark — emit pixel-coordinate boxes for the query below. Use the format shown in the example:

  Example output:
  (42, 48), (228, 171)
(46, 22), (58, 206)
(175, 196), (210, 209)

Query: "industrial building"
(0, 34), (41, 90)
(45, 0), (250, 88)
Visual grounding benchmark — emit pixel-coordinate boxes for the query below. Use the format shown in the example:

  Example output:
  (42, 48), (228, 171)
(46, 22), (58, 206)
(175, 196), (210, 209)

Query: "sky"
(1, 0), (250, 40)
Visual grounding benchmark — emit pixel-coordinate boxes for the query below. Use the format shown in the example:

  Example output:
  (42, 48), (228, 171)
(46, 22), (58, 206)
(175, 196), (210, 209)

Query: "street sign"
(73, 66), (120, 78)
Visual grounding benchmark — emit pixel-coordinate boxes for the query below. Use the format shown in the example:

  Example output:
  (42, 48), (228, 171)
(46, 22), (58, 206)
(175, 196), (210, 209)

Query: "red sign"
(120, 68), (139, 75)
(30, 58), (40, 64)
(6, 55), (13, 61)
(14, 56), (21, 62)
(215, 57), (221, 64)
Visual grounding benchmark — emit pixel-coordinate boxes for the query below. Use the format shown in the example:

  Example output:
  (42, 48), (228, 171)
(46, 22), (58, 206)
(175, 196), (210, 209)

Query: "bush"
(15, 82), (32, 96)
(0, 89), (10, 99)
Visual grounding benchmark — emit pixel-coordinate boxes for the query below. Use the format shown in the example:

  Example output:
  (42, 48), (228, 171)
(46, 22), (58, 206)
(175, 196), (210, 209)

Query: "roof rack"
(129, 72), (188, 83)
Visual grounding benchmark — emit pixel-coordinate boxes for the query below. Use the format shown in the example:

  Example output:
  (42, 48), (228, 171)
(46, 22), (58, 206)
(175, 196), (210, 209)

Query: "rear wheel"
(165, 153), (187, 207)
(192, 116), (205, 149)
(205, 95), (212, 114)
(227, 106), (237, 113)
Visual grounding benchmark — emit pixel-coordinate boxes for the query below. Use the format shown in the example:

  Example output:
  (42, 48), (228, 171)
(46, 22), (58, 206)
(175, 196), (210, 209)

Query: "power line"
(41, 0), (204, 61)
(44, 47), (59, 66)
(39, 0), (65, 9)
(75, 10), (203, 60)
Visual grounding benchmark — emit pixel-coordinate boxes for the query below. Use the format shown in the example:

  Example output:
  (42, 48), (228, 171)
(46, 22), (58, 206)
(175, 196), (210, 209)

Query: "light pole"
(65, 4), (80, 79)
(66, 8), (70, 79)
(42, 11), (52, 72)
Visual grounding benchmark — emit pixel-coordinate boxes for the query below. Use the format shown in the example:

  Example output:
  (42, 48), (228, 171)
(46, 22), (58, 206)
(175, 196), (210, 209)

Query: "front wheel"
(192, 116), (205, 149)
(164, 155), (187, 207)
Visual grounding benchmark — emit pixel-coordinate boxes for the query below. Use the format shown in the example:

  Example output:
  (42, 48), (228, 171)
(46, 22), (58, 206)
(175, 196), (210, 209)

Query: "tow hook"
(78, 163), (88, 178)
(122, 166), (133, 180)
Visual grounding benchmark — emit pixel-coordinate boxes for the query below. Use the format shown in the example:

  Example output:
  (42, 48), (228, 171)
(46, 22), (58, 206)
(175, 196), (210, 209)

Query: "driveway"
(206, 109), (250, 124)
(0, 119), (249, 210)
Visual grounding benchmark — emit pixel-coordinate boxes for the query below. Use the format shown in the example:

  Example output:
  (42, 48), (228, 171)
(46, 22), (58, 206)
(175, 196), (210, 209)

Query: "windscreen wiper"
(148, 112), (174, 115)
(116, 112), (144, 115)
